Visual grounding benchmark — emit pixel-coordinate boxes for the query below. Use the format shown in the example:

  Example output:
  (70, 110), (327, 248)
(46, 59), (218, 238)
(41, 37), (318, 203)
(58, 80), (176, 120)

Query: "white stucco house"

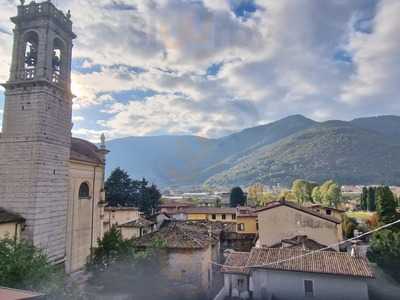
(218, 247), (374, 300)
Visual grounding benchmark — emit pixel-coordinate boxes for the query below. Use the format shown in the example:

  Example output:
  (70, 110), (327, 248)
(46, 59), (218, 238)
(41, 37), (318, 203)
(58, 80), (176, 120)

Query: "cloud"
(0, 0), (398, 142)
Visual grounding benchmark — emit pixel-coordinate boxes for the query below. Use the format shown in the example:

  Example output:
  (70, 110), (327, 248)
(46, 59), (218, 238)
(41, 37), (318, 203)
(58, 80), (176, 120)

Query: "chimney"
(351, 242), (359, 258)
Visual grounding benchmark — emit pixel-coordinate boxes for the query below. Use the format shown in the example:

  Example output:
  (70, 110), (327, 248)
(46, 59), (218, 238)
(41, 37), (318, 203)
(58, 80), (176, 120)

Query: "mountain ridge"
(105, 114), (400, 188)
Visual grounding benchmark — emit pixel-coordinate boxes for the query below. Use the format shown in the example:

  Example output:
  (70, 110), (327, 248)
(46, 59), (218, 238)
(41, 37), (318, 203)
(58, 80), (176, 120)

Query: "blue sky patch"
(207, 62), (223, 76)
(72, 58), (102, 74)
(230, 0), (257, 19)
(334, 50), (353, 64)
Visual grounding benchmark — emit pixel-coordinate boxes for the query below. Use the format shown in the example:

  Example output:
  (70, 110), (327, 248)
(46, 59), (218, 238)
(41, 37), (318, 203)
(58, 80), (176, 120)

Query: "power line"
(211, 218), (400, 269)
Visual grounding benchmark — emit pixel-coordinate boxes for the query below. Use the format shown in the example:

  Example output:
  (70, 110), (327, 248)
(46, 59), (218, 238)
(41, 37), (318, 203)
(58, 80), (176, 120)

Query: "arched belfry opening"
(23, 31), (39, 80)
(52, 37), (65, 84)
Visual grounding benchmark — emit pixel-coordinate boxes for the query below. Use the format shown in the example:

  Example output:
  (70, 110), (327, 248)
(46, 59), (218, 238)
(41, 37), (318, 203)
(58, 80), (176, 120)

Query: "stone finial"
(67, 10), (71, 20)
(20, 0), (25, 6)
(100, 133), (106, 149)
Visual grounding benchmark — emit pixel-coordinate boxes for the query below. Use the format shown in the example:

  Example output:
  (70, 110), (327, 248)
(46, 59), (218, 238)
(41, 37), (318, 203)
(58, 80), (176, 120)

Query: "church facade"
(0, 1), (107, 273)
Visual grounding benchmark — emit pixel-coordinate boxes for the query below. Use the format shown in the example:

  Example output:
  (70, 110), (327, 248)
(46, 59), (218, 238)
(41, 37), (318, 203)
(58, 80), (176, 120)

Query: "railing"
(17, 2), (72, 30)
(18, 68), (36, 80)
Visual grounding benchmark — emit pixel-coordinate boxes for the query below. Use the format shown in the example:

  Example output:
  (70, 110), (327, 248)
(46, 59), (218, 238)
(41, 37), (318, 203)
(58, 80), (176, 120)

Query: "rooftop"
(270, 235), (334, 251)
(256, 200), (341, 224)
(235, 247), (374, 278)
(134, 220), (233, 249)
(182, 207), (236, 214)
(104, 206), (139, 211)
(221, 252), (250, 274)
(70, 137), (104, 165)
(119, 217), (154, 228)
(0, 208), (24, 224)
(0, 287), (43, 300)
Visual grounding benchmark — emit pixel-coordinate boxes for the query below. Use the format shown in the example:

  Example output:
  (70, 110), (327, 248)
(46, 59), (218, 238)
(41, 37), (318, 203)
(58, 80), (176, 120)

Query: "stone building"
(256, 200), (343, 250)
(0, 1), (108, 273)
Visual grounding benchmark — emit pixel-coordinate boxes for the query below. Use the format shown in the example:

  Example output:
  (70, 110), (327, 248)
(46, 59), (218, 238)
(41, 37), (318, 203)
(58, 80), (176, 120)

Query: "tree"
(360, 187), (368, 210)
(376, 186), (398, 225)
(105, 168), (161, 216)
(368, 229), (400, 282)
(105, 168), (134, 207)
(367, 187), (376, 212)
(342, 215), (357, 238)
(230, 187), (247, 207)
(137, 179), (161, 216)
(88, 228), (174, 299)
(324, 183), (341, 208)
(0, 238), (65, 295)
(292, 180), (316, 204)
(312, 186), (322, 203)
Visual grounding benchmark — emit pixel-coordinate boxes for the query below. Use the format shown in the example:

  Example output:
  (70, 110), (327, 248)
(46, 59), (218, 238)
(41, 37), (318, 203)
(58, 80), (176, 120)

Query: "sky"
(0, 0), (399, 142)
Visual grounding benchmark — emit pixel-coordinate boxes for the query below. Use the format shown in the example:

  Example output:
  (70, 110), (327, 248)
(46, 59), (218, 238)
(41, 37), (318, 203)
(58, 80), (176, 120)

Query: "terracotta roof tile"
(134, 220), (231, 249)
(246, 248), (374, 278)
(70, 137), (103, 164)
(119, 217), (154, 228)
(221, 252), (250, 274)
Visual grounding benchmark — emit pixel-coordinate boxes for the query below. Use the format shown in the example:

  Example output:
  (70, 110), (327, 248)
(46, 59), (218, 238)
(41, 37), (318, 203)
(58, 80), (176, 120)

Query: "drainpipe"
(90, 165), (98, 259)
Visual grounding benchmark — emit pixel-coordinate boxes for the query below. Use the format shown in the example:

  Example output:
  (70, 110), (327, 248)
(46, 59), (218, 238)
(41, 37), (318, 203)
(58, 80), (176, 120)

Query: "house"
(0, 287), (44, 300)
(0, 208), (24, 240)
(219, 247), (374, 300)
(183, 207), (237, 222)
(306, 204), (345, 221)
(159, 200), (194, 214)
(134, 220), (226, 298)
(256, 200), (343, 250)
(118, 217), (155, 239)
(236, 208), (258, 234)
(103, 207), (140, 232)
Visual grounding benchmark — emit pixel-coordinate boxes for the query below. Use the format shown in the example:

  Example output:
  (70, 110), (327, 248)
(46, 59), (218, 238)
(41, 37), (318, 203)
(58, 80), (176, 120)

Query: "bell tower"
(0, 0), (76, 262)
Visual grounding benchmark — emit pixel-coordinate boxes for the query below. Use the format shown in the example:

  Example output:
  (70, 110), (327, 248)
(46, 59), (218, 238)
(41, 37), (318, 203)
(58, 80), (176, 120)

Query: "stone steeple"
(0, 1), (76, 262)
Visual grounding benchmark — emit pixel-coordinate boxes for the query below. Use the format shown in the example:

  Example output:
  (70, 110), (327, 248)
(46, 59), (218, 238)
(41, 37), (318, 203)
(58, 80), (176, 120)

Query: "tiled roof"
(105, 206), (139, 211)
(70, 137), (103, 164)
(182, 207), (237, 214)
(119, 217), (154, 228)
(0, 208), (25, 224)
(221, 252), (250, 274)
(270, 235), (333, 251)
(134, 220), (231, 249)
(306, 204), (346, 213)
(246, 248), (374, 278)
(0, 287), (43, 300)
(256, 200), (341, 224)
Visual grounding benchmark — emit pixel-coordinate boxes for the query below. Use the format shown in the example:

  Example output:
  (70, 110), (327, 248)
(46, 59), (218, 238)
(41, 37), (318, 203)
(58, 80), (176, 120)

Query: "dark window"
(237, 279), (244, 289)
(326, 209), (332, 215)
(238, 223), (245, 231)
(256, 221), (259, 231)
(211, 214), (216, 220)
(232, 214), (236, 220)
(304, 280), (314, 297)
(79, 182), (90, 199)
(222, 214), (226, 220)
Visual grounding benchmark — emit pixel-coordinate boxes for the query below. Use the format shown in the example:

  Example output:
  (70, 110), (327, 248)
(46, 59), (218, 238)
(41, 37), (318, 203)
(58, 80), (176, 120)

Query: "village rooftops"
(256, 200), (341, 224)
(223, 248), (374, 279)
(134, 220), (234, 249)
(182, 207), (237, 214)
(221, 252), (250, 274)
(119, 217), (154, 228)
(270, 235), (334, 251)
(104, 206), (139, 211)
(159, 200), (194, 208)
(0, 208), (24, 224)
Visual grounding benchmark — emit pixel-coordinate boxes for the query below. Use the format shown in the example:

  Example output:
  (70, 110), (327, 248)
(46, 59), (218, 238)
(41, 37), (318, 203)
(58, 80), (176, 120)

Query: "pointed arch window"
(79, 182), (90, 199)
(23, 31), (39, 80)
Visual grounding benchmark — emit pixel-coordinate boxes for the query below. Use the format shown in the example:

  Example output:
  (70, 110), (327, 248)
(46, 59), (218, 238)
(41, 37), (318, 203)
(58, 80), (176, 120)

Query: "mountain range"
(105, 115), (400, 189)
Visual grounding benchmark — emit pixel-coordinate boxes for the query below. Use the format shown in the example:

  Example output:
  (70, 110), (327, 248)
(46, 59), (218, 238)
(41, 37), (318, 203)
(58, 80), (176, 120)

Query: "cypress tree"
(376, 186), (398, 225)
(360, 187), (368, 210)
(367, 187), (376, 212)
